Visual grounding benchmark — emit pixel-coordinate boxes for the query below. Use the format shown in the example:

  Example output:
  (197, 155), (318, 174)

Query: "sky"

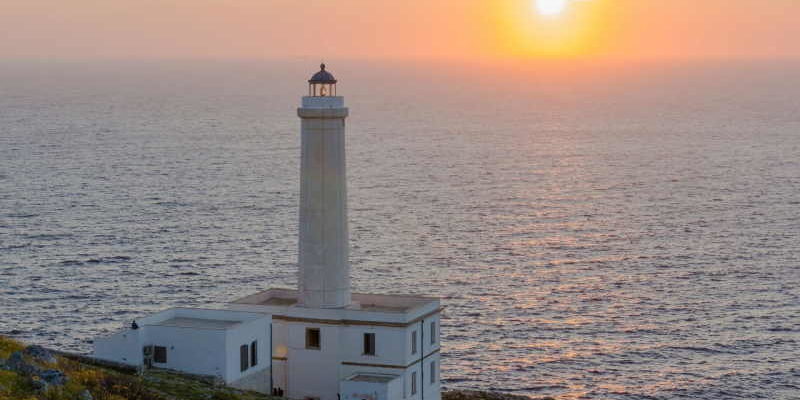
(1, 0), (799, 62)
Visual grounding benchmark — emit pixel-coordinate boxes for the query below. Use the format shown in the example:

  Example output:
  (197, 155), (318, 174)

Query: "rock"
(38, 369), (68, 386)
(443, 390), (547, 400)
(23, 345), (57, 364)
(6, 351), (41, 375)
(78, 389), (94, 400)
(30, 376), (48, 392)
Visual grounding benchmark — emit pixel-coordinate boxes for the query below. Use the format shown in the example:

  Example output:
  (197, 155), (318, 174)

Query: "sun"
(536, 0), (569, 16)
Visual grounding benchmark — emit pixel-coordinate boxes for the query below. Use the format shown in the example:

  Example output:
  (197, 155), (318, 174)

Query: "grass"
(0, 336), (277, 400)
(142, 369), (271, 400)
(0, 337), (25, 359)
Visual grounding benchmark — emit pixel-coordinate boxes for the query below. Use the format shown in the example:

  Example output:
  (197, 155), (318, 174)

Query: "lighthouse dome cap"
(309, 63), (337, 84)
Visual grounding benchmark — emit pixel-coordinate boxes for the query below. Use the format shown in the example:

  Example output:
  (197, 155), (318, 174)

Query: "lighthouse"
(94, 64), (443, 400)
(297, 63), (351, 309)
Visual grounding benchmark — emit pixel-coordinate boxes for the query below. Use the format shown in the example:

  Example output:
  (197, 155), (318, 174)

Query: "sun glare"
(487, 0), (612, 59)
(536, 0), (568, 16)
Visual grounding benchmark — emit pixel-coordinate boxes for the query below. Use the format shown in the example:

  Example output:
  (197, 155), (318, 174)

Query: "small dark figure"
(131, 320), (139, 330)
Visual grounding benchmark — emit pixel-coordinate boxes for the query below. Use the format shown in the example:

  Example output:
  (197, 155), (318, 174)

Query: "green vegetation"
(0, 336), (276, 400)
(2, 337), (541, 400)
(0, 337), (25, 359)
(139, 369), (271, 400)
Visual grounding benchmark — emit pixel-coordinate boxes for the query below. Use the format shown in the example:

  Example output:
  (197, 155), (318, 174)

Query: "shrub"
(0, 370), (35, 399)
(211, 392), (241, 400)
(0, 337), (25, 359)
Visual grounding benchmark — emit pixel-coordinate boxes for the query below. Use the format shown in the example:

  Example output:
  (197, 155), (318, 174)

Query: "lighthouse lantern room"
(308, 63), (337, 97)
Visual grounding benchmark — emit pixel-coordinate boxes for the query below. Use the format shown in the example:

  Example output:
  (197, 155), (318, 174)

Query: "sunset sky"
(1, 0), (799, 61)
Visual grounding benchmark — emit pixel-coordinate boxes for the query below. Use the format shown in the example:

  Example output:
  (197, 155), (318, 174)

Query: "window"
(251, 341), (258, 367)
(363, 333), (376, 355)
(411, 371), (417, 395)
(306, 328), (321, 350)
(430, 361), (436, 384)
(240, 344), (249, 371)
(411, 330), (417, 355)
(430, 321), (436, 344)
(153, 346), (167, 364)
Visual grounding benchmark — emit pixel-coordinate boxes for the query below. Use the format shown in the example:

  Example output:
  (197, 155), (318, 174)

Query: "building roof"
(149, 317), (241, 330)
(309, 63), (337, 84)
(233, 288), (438, 313)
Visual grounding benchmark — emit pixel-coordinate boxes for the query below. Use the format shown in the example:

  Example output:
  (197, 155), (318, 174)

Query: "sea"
(1, 59), (799, 399)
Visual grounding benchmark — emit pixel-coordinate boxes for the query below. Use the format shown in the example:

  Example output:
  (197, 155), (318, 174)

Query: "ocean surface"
(1, 60), (799, 399)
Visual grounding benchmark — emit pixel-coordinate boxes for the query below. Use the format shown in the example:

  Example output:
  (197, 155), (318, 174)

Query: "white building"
(229, 289), (441, 400)
(93, 308), (271, 392)
(93, 64), (442, 400)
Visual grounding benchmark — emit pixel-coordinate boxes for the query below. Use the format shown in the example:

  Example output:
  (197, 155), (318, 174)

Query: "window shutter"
(306, 328), (321, 349)
(363, 333), (376, 355)
(240, 344), (249, 371)
(251, 341), (258, 366)
(154, 346), (167, 364)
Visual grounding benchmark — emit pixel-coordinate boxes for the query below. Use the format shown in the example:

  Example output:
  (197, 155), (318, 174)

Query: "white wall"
(271, 321), (289, 393)
(271, 310), (441, 400)
(340, 325), (408, 366)
(286, 321), (343, 400)
(93, 308), (271, 389)
(405, 314), (441, 365)
(93, 329), (143, 366)
(406, 314), (441, 400)
(423, 353), (442, 400)
(147, 325), (228, 379)
(272, 359), (288, 394)
(340, 376), (400, 400)
(225, 317), (270, 383)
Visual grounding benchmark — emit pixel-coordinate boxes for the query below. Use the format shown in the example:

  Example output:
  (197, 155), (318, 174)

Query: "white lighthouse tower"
(230, 64), (442, 400)
(92, 64), (442, 400)
(297, 64), (351, 309)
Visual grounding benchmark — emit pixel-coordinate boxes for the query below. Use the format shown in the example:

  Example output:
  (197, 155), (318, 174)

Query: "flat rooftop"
(233, 288), (438, 313)
(150, 317), (241, 330)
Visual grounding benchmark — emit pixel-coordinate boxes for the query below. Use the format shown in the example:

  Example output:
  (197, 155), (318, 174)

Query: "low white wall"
(93, 329), (143, 366)
(341, 379), (388, 400)
(341, 376), (404, 400)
